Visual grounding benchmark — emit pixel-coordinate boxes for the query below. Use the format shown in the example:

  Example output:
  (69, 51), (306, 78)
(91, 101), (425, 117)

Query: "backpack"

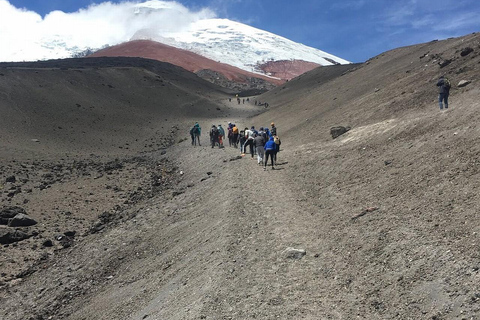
(274, 136), (281, 145)
(232, 126), (238, 134)
(193, 126), (200, 135)
(211, 127), (219, 136)
(444, 78), (451, 89)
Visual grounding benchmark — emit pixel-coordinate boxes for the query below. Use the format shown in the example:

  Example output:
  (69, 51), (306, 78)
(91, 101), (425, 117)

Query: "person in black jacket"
(436, 75), (451, 110)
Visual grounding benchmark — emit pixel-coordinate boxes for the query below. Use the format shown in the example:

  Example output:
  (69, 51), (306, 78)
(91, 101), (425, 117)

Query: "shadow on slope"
(0, 57), (239, 159)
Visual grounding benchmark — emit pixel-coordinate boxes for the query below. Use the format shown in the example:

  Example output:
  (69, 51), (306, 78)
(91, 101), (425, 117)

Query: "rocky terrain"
(1, 32), (480, 320)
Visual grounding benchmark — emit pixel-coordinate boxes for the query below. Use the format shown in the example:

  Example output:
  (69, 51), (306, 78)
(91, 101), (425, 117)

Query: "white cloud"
(0, 0), (216, 61)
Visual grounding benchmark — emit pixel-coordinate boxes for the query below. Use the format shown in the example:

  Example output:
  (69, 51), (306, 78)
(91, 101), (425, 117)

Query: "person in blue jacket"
(264, 136), (276, 170)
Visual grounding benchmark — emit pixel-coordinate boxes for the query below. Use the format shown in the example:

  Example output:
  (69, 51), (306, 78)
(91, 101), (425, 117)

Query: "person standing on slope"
(437, 75), (451, 110)
(270, 122), (277, 136)
(218, 124), (225, 148)
(254, 130), (266, 165)
(238, 128), (246, 153)
(243, 126), (256, 158)
(210, 125), (220, 148)
(189, 125), (195, 145)
(264, 136), (276, 170)
(193, 122), (201, 146)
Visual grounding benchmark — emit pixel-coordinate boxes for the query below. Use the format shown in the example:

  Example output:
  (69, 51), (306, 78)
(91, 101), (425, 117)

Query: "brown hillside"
(89, 40), (283, 90)
(1, 33), (480, 320)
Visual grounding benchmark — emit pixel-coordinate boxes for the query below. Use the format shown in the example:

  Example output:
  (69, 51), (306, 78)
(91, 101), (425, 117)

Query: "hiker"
(189, 125), (195, 145)
(218, 124), (225, 147)
(437, 75), (451, 110)
(265, 127), (271, 138)
(227, 123), (233, 147)
(210, 125), (220, 148)
(192, 122), (201, 146)
(254, 130), (266, 165)
(243, 127), (255, 157)
(270, 122), (277, 136)
(264, 136), (276, 170)
(238, 129), (246, 153)
(273, 135), (281, 165)
(232, 124), (239, 148)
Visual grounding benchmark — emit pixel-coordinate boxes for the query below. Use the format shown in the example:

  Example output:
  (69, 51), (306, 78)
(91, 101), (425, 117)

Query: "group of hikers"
(189, 122), (281, 170)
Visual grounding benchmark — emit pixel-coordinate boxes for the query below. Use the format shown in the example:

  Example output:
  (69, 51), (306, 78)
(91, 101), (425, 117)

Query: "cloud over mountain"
(0, 0), (215, 62)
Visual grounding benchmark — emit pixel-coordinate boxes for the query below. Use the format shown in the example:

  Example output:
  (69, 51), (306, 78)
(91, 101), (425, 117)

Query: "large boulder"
(0, 206), (26, 225)
(0, 228), (32, 244)
(8, 213), (37, 227)
(458, 80), (471, 88)
(330, 126), (351, 139)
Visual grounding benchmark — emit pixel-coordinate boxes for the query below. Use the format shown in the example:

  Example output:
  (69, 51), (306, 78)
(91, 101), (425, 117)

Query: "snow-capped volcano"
(1, 0), (349, 77)
(131, 1), (349, 74)
(132, 18), (350, 74)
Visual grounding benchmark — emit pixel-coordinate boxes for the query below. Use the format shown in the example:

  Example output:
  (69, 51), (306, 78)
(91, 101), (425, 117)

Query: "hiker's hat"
(271, 122), (275, 126)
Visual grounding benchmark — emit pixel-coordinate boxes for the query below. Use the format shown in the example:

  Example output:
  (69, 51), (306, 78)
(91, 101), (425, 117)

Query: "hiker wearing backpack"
(210, 125), (220, 148)
(192, 122), (201, 146)
(238, 129), (246, 153)
(273, 135), (281, 165)
(254, 131), (266, 165)
(244, 127), (255, 157)
(264, 136), (276, 170)
(232, 124), (239, 149)
(437, 75), (451, 110)
(218, 124), (225, 147)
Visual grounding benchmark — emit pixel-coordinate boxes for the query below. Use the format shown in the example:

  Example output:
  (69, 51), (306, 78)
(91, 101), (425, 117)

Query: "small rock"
(460, 47), (474, 57)
(8, 213), (37, 227)
(5, 176), (16, 183)
(42, 239), (53, 247)
(284, 247), (306, 259)
(0, 228), (32, 244)
(457, 80), (471, 88)
(438, 59), (452, 68)
(31, 139), (40, 143)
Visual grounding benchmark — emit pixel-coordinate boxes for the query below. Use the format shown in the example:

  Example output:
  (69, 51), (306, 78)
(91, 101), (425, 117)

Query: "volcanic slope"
(1, 33), (480, 320)
(0, 57), (247, 160)
(88, 40), (282, 91)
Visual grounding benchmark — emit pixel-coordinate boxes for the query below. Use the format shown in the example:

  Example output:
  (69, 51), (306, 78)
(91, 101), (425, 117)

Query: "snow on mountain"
(132, 17), (350, 75)
(1, 0), (350, 77)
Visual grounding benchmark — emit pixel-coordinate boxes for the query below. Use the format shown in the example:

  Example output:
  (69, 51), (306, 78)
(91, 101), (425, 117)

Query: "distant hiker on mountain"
(242, 98), (245, 104)
(193, 122), (201, 146)
(255, 100), (257, 106)
(264, 136), (276, 170)
(270, 122), (277, 136)
(210, 125), (220, 148)
(218, 124), (225, 147)
(229, 98), (232, 102)
(254, 130), (266, 165)
(437, 75), (451, 110)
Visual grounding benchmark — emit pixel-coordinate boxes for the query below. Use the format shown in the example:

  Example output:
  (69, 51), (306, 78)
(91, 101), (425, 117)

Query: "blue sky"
(6, 0), (480, 62)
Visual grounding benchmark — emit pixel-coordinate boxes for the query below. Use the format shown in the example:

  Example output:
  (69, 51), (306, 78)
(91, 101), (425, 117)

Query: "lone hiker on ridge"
(193, 122), (201, 146)
(437, 75), (451, 110)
